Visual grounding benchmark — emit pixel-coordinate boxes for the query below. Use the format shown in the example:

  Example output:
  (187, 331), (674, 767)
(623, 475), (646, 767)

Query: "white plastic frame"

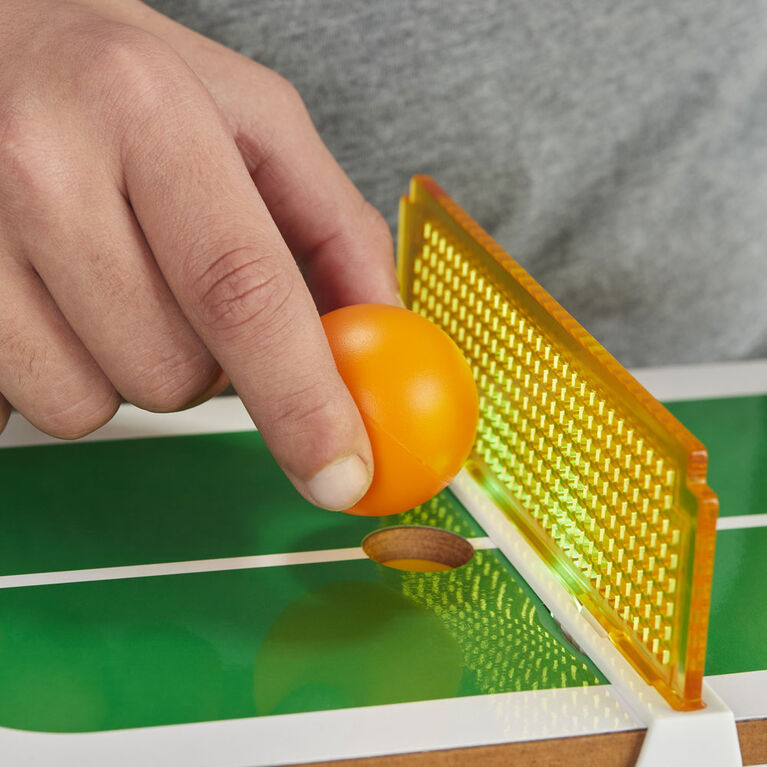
(451, 470), (743, 767)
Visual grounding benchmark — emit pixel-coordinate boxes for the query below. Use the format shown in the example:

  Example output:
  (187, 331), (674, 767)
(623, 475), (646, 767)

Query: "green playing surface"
(666, 395), (767, 676)
(0, 433), (603, 733)
(0, 395), (764, 733)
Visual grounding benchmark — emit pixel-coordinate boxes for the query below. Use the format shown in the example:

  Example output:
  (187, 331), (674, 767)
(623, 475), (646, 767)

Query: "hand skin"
(0, 0), (400, 510)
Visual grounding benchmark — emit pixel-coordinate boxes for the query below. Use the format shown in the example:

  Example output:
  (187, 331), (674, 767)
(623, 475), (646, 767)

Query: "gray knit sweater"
(148, 0), (767, 367)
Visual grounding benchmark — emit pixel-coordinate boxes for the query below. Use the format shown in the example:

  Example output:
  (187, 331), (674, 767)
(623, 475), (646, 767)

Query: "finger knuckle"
(272, 381), (345, 439)
(0, 108), (37, 179)
(242, 73), (309, 160)
(0, 108), (68, 213)
(35, 388), (119, 440)
(127, 353), (219, 413)
(90, 26), (167, 81)
(193, 246), (295, 335)
(361, 200), (394, 250)
(86, 26), (184, 120)
(263, 71), (307, 115)
(232, 70), (312, 166)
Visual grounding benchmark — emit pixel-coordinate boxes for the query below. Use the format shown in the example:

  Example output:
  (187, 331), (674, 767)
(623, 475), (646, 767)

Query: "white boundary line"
(0, 514), (767, 590)
(0, 516), (758, 592)
(0, 547), (366, 590)
(630, 359), (767, 402)
(0, 670), (761, 767)
(717, 514), (767, 531)
(0, 510), (763, 591)
(0, 538), (496, 590)
(706, 670), (767, 721)
(0, 397), (253, 448)
(0, 686), (642, 767)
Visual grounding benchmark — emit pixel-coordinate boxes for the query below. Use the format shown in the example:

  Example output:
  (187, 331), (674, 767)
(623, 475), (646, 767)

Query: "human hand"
(0, 0), (399, 510)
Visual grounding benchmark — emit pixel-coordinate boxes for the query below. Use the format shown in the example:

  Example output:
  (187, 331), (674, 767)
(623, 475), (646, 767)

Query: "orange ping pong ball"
(321, 304), (479, 516)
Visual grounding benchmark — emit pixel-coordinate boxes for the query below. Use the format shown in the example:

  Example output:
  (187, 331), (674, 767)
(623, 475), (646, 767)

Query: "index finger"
(120, 67), (373, 511)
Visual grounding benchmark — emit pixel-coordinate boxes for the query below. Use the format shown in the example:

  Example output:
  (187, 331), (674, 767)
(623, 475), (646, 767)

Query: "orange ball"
(321, 304), (479, 516)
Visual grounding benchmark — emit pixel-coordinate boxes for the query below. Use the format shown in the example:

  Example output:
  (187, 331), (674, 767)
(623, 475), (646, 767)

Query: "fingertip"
(238, 359), (374, 511)
(267, 390), (374, 511)
(300, 454), (373, 511)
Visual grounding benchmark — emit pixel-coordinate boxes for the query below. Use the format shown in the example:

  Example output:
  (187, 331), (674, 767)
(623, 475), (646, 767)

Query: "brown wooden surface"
(741, 720), (767, 766)
(300, 718), (766, 767)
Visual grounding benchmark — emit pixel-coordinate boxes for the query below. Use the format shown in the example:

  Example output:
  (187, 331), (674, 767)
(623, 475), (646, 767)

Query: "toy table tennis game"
(1, 176), (765, 767)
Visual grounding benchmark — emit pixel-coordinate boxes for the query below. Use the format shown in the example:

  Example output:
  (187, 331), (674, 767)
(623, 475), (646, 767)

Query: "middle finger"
(19, 179), (226, 412)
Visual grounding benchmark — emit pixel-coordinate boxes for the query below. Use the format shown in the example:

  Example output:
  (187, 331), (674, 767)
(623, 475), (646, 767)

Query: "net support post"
(635, 686), (741, 767)
(451, 470), (743, 767)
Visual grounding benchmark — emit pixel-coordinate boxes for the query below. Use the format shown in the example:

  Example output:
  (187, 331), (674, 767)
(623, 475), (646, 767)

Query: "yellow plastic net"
(397, 176), (718, 710)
